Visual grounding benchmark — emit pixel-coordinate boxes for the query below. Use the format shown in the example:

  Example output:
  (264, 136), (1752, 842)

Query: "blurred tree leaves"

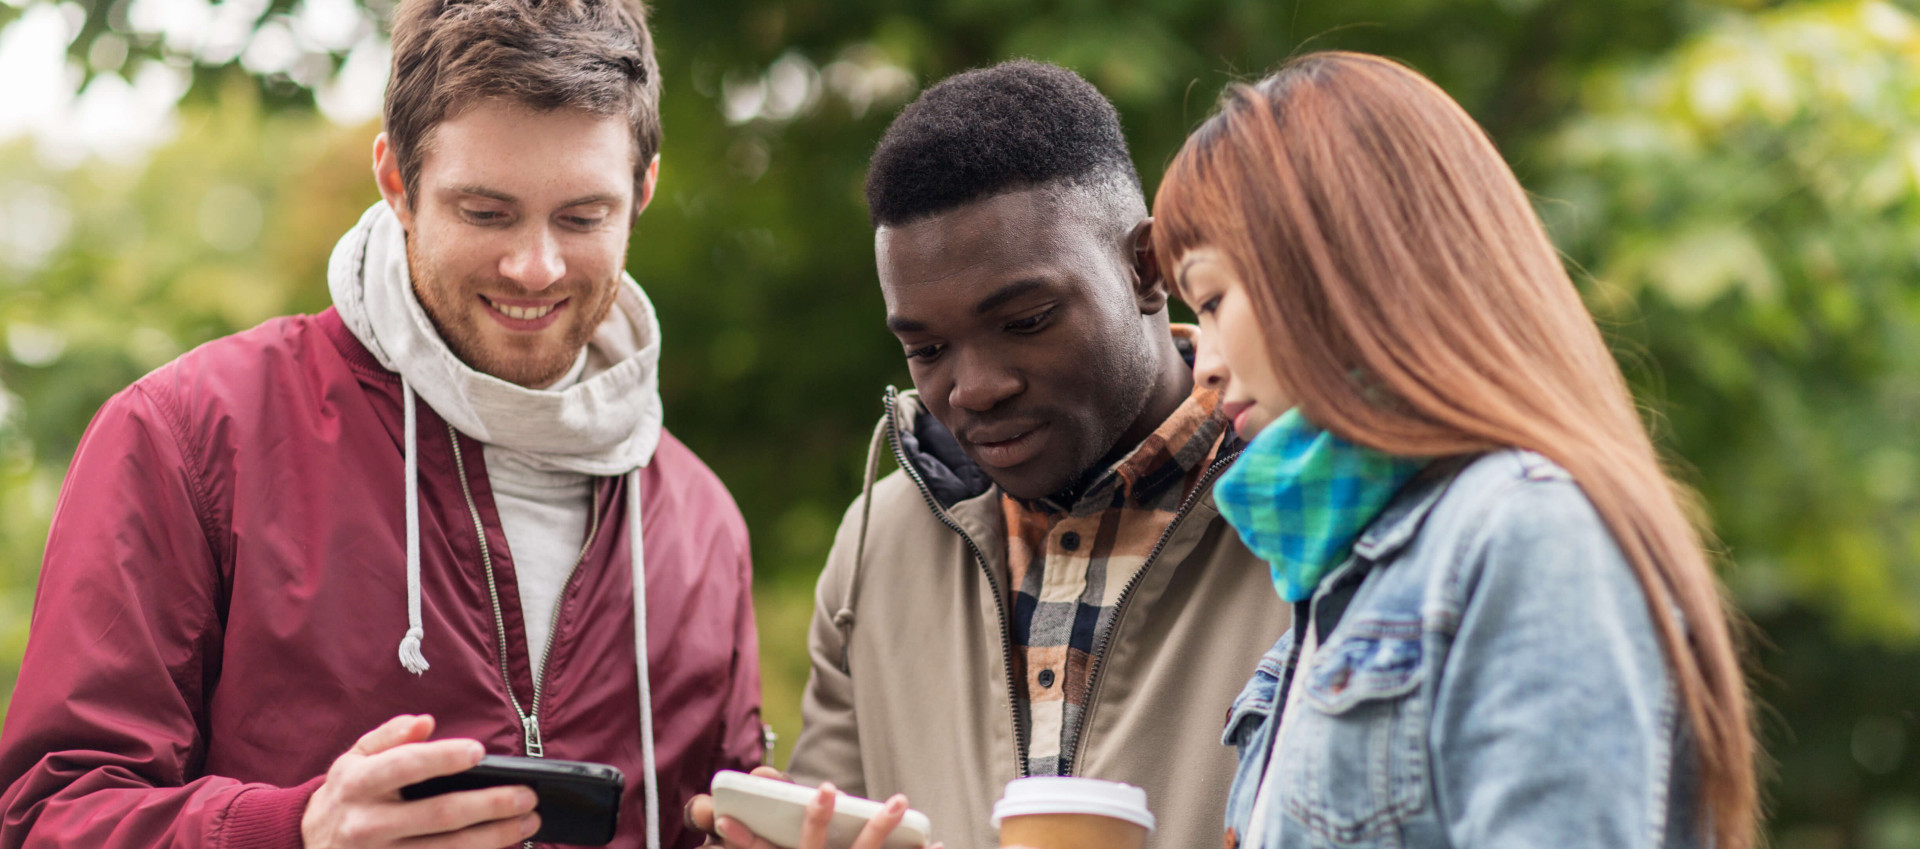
(1533, 6), (1920, 837)
(1541, 0), (1920, 643)
(3, 0), (1920, 843)
(0, 79), (374, 715)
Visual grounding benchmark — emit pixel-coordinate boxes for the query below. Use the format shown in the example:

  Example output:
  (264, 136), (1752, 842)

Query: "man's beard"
(408, 251), (618, 388)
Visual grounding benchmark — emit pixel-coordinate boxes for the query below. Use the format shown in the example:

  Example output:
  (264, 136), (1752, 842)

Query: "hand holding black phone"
(401, 755), (624, 846)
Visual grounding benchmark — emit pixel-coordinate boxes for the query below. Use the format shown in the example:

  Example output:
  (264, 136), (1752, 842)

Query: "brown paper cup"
(991, 777), (1155, 849)
(998, 812), (1148, 849)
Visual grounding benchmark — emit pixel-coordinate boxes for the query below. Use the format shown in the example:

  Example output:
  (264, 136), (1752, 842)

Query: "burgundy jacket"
(0, 308), (762, 848)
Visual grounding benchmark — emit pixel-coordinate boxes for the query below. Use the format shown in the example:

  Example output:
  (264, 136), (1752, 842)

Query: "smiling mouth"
(482, 295), (562, 321)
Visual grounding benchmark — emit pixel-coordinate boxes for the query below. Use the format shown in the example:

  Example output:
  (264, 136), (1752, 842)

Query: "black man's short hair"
(866, 59), (1144, 229)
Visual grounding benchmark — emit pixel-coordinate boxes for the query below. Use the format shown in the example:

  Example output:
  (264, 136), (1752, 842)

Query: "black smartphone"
(400, 754), (624, 846)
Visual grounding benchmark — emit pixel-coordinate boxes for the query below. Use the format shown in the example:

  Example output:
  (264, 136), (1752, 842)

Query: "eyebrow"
(448, 185), (619, 208)
(449, 184), (515, 203)
(973, 279), (1050, 316)
(885, 278), (1054, 335)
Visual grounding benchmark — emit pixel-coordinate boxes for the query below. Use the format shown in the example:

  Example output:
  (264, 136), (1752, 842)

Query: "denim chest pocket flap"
(1278, 616), (1430, 845)
(1304, 618), (1424, 714)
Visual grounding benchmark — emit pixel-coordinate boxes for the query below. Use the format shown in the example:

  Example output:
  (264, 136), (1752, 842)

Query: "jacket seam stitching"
(1438, 475), (1536, 626)
(207, 785), (240, 848)
(1648, 682), (1677, 847)
(134, 380), (225, 767)
(138, 381), (228, 571)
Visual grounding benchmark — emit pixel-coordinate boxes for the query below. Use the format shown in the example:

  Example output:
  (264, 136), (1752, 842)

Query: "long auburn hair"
(1154, 51), (1757, 847)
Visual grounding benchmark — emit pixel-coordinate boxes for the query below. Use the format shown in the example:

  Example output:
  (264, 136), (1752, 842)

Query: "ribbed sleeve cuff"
(215, 775), (325, 849)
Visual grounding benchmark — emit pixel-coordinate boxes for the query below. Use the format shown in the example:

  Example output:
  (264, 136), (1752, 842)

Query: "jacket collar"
(888, 388), (994, 509)
(1350, 454), (1475, 565)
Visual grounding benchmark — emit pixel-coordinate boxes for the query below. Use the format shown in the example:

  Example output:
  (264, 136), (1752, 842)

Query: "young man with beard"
(694, 61), (1288, 849)
(0, 1), (763, 847)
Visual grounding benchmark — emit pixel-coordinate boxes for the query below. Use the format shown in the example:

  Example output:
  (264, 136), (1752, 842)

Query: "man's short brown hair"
(383, 0), (661, 207)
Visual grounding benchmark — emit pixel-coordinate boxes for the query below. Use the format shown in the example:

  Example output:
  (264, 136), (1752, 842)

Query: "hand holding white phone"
(708, 771), (932, 849)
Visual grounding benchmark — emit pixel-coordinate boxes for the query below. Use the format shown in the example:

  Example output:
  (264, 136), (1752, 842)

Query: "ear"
(634, 154), (661, 219)
(371, 133), (415, 232)
(1126, 217), (1168, 315)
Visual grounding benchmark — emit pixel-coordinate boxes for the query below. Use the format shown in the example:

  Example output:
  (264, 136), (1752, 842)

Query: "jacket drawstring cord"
(391, 387), (658, 847)
(833, 410), (891, 671)
(397, 379), (430, 675)
(629, 468), (661, 849)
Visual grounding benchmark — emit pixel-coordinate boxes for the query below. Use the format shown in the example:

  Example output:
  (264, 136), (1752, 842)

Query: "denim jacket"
(1222, 450), (1703, 849)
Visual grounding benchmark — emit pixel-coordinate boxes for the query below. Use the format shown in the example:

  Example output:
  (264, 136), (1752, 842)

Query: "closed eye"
(905, 343), (944, 362)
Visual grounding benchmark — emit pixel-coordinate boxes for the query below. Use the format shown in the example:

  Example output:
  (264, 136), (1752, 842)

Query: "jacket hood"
(328, 201), (662, 476)
(888, 390), (994, 508)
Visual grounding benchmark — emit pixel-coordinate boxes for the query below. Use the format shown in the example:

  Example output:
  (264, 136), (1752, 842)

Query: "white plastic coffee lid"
(990, 777), (1156, 832)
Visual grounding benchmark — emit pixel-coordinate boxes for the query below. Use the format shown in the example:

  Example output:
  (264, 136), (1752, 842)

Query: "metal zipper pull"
(523, 713), (544, 758)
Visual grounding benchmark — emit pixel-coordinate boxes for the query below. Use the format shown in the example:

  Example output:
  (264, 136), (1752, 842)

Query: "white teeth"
(485, 298), (557, 321)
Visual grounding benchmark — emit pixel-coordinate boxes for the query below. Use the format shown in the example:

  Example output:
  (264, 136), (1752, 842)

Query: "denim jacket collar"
(1349, 456), (1471, 565)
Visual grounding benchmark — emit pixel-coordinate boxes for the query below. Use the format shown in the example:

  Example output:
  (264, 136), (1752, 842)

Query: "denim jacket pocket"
(1278, 617), (1429, 846)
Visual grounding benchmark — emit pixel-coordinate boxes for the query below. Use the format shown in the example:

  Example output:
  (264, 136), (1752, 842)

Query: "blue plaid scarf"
(1213, 408), (1427, 602)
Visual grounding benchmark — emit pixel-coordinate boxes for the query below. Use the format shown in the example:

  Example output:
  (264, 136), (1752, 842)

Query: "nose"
(946, 348), (1023, 413)
(1192, 331), (1231, 392)
(498, 224), (565, 291)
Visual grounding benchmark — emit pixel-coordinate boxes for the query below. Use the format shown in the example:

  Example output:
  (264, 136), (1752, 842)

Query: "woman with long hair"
(1152, 52), (1758, 848)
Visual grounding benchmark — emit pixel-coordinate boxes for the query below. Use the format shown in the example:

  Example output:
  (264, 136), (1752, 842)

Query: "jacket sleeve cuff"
(216, 775), (325, 849)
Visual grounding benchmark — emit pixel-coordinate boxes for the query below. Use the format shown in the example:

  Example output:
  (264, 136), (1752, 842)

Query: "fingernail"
(819, 782), (837, 795)
(886, 795), (906, 813)
(468, 741), (485, 763)
(521, 814), (539, 837)
(519, 788), (539, 810)
(716, 817), (745, 842)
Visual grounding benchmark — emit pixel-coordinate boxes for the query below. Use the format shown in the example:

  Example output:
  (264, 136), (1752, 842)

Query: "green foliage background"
(2, 0), (1918, 844)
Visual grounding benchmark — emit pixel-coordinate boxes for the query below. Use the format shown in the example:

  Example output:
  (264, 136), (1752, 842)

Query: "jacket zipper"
(883, 388), (1032, 779)
(1067, 444), (1242, 773)
(447, 423), (603, 758)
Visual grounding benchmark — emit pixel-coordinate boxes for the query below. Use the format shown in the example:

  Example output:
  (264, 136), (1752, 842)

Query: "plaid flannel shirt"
(1001, 379), (1227, 776)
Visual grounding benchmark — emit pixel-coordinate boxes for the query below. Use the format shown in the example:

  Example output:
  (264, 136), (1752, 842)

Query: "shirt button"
(1060, 532), (1080, 551)
(1038, 668), (1056, 688)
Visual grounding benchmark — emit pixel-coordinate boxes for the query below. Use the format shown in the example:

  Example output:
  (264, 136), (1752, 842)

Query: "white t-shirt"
(485, 351), (593, 683)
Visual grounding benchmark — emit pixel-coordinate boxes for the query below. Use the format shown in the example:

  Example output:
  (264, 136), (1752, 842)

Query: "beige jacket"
(789, 389), (1289, 849)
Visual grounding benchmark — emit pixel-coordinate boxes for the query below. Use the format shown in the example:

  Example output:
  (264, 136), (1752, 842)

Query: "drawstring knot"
(398, 626), (428, 675)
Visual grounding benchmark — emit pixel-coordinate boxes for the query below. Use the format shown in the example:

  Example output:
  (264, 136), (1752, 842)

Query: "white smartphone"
(709, 771), (932, 849)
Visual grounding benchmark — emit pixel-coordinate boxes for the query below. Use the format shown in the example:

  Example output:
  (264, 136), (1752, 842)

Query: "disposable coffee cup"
(991, 776), (1155, 849)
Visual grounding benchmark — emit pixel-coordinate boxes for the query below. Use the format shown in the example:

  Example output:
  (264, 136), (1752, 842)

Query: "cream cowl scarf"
(328, 201), (664, 849)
